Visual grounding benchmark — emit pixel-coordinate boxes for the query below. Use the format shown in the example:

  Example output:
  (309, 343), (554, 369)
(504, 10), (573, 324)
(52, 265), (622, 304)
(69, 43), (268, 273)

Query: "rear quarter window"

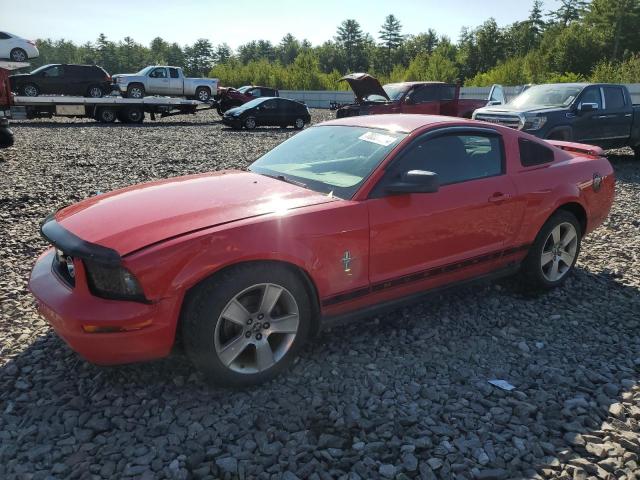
(519, 138), (555, 166)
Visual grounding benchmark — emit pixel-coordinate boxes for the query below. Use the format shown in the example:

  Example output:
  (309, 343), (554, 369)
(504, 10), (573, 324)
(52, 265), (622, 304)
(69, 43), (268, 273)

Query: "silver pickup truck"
(112, 66), (218, 102)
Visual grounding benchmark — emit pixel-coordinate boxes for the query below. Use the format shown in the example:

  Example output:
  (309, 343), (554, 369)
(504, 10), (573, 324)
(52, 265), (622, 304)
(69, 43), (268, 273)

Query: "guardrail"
(281, 84), (640, 108)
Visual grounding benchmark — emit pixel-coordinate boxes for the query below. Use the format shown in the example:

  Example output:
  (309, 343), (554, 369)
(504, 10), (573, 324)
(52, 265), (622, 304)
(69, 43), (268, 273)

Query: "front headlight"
(523, 115), (547, 131)
(232, 111), (241, 117)
(84, 261), (146, 301)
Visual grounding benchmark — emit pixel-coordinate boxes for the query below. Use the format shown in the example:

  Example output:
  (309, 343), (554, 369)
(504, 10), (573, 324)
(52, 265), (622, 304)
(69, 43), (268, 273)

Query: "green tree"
(149, 37), (168, 63)
(184, 38), (214, 76)
(335, 19), (367, 72)
(548, 0), (588, 27)
(278, 34), (300, 65)
(585, 0), (640, 60)
(378, 14), (404, 74)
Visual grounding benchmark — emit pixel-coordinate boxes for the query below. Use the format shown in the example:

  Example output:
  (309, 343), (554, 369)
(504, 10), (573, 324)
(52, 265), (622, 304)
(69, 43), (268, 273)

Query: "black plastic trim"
(40, 214), (122, 266)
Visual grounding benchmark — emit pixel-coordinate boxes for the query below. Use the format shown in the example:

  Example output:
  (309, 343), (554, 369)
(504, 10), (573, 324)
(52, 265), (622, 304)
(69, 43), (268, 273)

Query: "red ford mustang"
(29, 115), (615, 386)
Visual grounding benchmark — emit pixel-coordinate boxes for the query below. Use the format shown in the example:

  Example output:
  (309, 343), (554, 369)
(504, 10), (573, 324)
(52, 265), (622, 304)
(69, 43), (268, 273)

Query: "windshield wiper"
(262, 173), (308, 189)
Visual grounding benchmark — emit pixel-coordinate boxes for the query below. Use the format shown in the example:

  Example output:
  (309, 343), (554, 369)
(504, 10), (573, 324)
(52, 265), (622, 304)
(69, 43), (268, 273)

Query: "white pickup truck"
(112, 66), (218, 102)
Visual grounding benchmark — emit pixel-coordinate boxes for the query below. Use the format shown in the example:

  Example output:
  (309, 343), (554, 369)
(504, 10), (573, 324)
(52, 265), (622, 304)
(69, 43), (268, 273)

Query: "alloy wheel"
(540, 222), (578, 282)
(129, 87), (143, 99)
(198, 89), (210, 101)
(11, 49), (26, 62)
(214, 283), (300, 374)
(23, 85), (38, 97)
(89, 87), (103, 98)
(294, 118), (304, 129)
(245, 118), (256, 129)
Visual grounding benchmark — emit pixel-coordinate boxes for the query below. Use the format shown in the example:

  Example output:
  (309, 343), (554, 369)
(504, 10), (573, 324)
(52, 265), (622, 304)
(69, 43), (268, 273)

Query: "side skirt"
(320, 263), (521, 330)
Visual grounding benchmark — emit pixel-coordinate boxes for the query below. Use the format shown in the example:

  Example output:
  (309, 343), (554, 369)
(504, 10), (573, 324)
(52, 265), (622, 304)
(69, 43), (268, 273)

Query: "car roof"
(318, 114), (468, 133)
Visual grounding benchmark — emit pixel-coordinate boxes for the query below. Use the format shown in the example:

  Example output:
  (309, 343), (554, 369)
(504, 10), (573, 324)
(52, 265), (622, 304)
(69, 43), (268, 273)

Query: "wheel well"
(128, 82), (144, 90)
(197, 86), (210, 92)
(556, 202), (587, 234)
(175, 260), (322, 348)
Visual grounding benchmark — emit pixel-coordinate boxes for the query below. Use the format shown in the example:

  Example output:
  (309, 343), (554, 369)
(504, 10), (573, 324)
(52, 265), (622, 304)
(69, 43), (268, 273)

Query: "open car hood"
(340, 73), (390, 102)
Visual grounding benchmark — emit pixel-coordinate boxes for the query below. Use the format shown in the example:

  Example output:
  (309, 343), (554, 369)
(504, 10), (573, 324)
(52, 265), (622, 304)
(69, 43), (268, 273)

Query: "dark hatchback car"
(222, 97), (311, 130)
(10, 64), (112, 97)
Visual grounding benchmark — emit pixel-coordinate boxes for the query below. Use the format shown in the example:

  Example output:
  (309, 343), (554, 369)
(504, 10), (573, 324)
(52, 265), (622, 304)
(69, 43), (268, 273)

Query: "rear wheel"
(10, 48), (27, 62)
(196, 87), (211, 102)
(20, 83), (39, 97)
(293, 117), (305, 130)
(121, 106), (144, 124)
(96, 107), (116, 123)
(126, 84), (145, 99)
(520, 211), (581, 290)
(182, 264), (312, 386)
(87, 85), (104, 98)
(244, 116), (257, 130)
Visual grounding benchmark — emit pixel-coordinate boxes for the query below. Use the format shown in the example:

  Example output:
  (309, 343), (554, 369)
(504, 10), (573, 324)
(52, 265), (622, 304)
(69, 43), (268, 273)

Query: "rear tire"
(293, 117), (305, 130)
(520, 210), (582, 290)
(121, 106), (144, 124)
(196, 87), (211, 102)
(20, 83), (39, 97)
(181, 263), (312, 386)
(96, 107), (116, 123)
(10, 48), (27, 62)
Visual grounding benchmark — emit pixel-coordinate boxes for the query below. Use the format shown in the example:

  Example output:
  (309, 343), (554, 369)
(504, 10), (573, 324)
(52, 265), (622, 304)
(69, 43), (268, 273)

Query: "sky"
(1, 0), (564, 49)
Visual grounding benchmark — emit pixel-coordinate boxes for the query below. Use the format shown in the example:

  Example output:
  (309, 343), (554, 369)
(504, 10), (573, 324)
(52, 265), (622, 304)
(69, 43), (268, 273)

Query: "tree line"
(30, 0), (640, 90)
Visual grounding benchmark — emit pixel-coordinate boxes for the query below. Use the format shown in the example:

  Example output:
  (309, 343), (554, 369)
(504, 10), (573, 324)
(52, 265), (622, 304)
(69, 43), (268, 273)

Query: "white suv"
(0, 31), (39, 62)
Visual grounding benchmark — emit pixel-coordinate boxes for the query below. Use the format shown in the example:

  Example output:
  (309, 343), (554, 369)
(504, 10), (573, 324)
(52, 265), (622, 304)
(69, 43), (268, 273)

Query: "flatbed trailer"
(7, 95), (215, 123)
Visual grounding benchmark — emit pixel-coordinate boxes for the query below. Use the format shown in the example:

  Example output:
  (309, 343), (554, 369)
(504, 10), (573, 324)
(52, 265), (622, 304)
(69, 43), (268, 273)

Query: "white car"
(0, 31), (39, 62)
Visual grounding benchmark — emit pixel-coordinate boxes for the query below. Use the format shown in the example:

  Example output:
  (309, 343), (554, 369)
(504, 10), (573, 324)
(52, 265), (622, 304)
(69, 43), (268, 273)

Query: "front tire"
(182, 264), (312, 386)
(244, 116), (257, 130)
(520, 211), (581, 290)
(10, 48), (27, 62)
(20, 83), (39, 97)
(126, 84), (145, 99)
(87, 85), (104, 98)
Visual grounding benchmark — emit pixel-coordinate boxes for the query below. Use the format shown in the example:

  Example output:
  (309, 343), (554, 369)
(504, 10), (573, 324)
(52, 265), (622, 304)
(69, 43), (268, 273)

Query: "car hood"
(340, 73), (390, 102)
(476, 104), (566, 115)
(54, 170), (337, 256)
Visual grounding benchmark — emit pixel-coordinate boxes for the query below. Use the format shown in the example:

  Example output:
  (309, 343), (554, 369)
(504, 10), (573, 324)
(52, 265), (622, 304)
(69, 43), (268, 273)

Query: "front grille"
(474, 114), (522, 129)
(53, 249), (76, 287)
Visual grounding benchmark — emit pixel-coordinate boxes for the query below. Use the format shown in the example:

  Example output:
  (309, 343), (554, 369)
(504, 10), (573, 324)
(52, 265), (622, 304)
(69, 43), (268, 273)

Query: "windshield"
(136, 66), (155, 75)
(363, 84), (408, 102)
(235, 97), (268, 110)
(236, 86), (251, 93)
(509, 84), (584, 108)
(250, 125), (406, 199)
(30, 65), (53, 74)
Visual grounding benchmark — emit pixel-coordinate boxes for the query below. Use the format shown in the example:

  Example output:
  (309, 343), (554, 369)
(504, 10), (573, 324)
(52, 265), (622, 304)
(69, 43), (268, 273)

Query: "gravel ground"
(0, 109), (639, 480)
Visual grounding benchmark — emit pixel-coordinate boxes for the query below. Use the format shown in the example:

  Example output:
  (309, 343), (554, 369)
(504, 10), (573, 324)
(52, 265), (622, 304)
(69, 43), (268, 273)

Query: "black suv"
(10, 64), (112, 98)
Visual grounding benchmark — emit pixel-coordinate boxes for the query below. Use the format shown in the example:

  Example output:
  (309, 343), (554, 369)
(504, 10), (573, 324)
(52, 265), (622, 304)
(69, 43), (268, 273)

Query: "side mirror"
(578, 103), (598, 114)
(386, 170), (439, 194)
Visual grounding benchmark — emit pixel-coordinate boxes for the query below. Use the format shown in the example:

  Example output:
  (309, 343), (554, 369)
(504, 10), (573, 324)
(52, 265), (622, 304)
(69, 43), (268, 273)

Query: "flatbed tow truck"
(0, 61), (216, 131)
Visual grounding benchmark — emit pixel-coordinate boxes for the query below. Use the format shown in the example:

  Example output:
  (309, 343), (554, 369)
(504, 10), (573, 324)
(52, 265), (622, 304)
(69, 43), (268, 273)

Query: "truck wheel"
(126, 84), (145, 99)
(10, 48), (27, 62)
(244, 117), (257, 130)
(293, 118), (305, 130)
(20, 84), (39, 97)
(122, 107), (144, 124)
(96, 107), (117, 123)
(181, 263), (312, 386)
(520, 210), (582, 290)
(87, 85), (104, 98)
(196, 87), (211, 102)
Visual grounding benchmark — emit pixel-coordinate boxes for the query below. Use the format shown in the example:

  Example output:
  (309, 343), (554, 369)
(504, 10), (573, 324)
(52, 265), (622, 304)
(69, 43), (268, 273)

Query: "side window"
(169, 68), (179, 78)
(579, 88), (602, 109)
(149, 68), (167, 78)
(392, 133), (503, 186)
(0, 32), (11, 40)
(262, 100), (277, 110)
(411, 86), (440, 103)
(43, 65), (63, 77)
(249, 88), (261, 98)
(603, 87), (626, 110)
(440, 85), (456, 101)
(518, 138), (555, 167)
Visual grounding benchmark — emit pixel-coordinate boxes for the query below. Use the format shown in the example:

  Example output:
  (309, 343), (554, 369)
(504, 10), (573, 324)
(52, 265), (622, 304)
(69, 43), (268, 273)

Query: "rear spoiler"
(546, 140), (605, 158)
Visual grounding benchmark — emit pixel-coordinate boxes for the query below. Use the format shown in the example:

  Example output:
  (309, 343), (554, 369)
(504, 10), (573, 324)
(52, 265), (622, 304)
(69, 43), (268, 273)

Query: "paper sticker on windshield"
(359, 131), (397, 146)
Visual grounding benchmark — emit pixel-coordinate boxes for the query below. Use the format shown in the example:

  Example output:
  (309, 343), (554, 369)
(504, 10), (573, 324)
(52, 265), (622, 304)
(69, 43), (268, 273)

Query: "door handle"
(488, 192), (511, 203)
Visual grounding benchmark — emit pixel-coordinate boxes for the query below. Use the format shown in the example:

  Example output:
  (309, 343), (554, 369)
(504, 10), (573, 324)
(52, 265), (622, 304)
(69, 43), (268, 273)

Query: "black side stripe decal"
(322, 243), (531, 307)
